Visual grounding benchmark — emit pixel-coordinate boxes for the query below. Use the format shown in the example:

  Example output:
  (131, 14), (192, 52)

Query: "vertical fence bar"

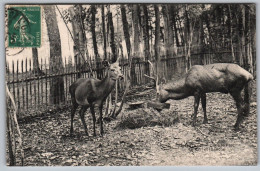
(37, 64), (40, 108)
(12, 61), (16, 102)
(29, 59), (32, 111)
(34, 61), (37, 111)
(64, 58), (68, 104)
(25, 58), (28, 110)
(50, 64), (53, 107)
(69, 58), (72, 101)
(21, 60), (25, 112)
(6, 61), (10, 87)
(138, 61), (141, 85)
(40, 58), (44, 108)
(16, 60), (20, 113)
(45, 58), (48, 105)
(74, 57), (77, 82)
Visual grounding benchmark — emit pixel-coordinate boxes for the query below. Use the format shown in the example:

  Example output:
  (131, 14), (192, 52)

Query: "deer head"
(104, 57), (124, 81)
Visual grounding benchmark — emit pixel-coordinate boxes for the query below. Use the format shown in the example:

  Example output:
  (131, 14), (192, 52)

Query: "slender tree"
(170, 5), (180, 47)
(120, 4), (131, 58)
(228, 5), (235, 63)
(32, 48), (44, 76)
(154, 4), (164, 84)
(107, 5), (117, 62)
(142, 5), (150, 76)
(162, 5), (175, 59)
(90, 5), (102, 79)
(68, 5), (86, 78)
(132, 5), (140, 57)
(102, 5), (107, 60)
(43, 5), (64, 104)
(90, 5), (99, 61)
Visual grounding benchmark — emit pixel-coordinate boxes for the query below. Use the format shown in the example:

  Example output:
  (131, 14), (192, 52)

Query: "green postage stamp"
(7, 6), (41, 47)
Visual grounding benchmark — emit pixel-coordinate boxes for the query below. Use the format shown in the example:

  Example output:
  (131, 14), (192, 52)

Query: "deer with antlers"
(146, 62), (253, 130)
(69, 58), (123, 136)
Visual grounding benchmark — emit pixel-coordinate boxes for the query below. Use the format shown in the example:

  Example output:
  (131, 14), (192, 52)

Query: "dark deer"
(147, 63), (253, 130)
(69, 59), (123, 136)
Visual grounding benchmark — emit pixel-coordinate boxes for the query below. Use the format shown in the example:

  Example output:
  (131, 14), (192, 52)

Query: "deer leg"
(201, 93), (208, 124)
(79, 106), (89, 136)
(70, 102), (78, 136)
(99, 103), (104, 136)
(192, 91), (201, 127)
(231, 91), (244, 130)
(243, 82), (251, 117)
(90, 105), (96, 137)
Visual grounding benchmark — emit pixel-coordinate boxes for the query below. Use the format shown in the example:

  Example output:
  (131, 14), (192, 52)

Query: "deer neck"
(99, 71), (116, 97)
(159, 77), (192, 102)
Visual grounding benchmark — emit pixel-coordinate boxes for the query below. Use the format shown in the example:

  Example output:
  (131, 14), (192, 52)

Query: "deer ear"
(102, 60), (110, 67)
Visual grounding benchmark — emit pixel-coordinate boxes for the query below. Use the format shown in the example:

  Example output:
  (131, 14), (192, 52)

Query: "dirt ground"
(10, 80), (257, 166)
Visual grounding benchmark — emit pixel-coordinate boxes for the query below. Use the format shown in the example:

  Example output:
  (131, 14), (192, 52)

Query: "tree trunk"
(205, 11), (212, 51)
(7, 111), (15, 166)
(32, 48), (44, 76)
(6, 84), (24, 166)
(68, 5), (86, 78)
(120, 5), (131, 58)
(43, 5), (64, 104)
(162, 5), (170, 58)
(91, 5), (99, 60)
(241, 5), (246, 67)
(90, 5), (102, 79)
(184, 5), (192, 71)
(228, 5), (235, 63)
(154, 4), (163, 85)
(142, 5), (150, 78)
(162, 5), (175, 59)
(168, 6), (175, 56)
(107, 6), (117, 62)
(171, 5), (180, 47)
(199, 14), (205, 65)
(132, 4), (140, 57)
(243, 4), (253, 117)
(154, 5), (160, 63)
(102, 5), (107, 60)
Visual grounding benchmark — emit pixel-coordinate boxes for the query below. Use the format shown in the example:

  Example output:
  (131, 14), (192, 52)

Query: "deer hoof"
(203, 119), (208, 124)
(70, 131), (74, 137)
(96, 118), (101, 124)
(234, 125), (240, 132)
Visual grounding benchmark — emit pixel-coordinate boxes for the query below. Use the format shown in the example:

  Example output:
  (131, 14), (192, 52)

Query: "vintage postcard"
(5, 4), (257, 166)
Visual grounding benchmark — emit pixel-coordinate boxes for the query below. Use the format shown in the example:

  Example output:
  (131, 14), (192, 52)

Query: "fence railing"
(6, 51), (215, 118)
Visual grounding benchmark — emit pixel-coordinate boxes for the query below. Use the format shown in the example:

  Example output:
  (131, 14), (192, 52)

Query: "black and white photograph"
(5, 3), (257, 166)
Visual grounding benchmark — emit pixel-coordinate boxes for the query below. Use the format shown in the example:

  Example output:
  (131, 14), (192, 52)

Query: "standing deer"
(69, 59), (123, 136)
(148, 63), (253, 130)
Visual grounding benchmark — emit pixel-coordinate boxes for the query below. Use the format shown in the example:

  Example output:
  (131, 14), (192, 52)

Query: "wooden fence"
(6, 51), (215, 118)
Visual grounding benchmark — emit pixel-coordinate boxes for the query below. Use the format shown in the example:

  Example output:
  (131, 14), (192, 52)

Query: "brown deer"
(69, 59), (123, 136)
(147, 63), (253, 130)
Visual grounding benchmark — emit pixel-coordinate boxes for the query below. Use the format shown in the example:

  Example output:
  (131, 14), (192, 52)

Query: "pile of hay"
(115, 108), (179, 129)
